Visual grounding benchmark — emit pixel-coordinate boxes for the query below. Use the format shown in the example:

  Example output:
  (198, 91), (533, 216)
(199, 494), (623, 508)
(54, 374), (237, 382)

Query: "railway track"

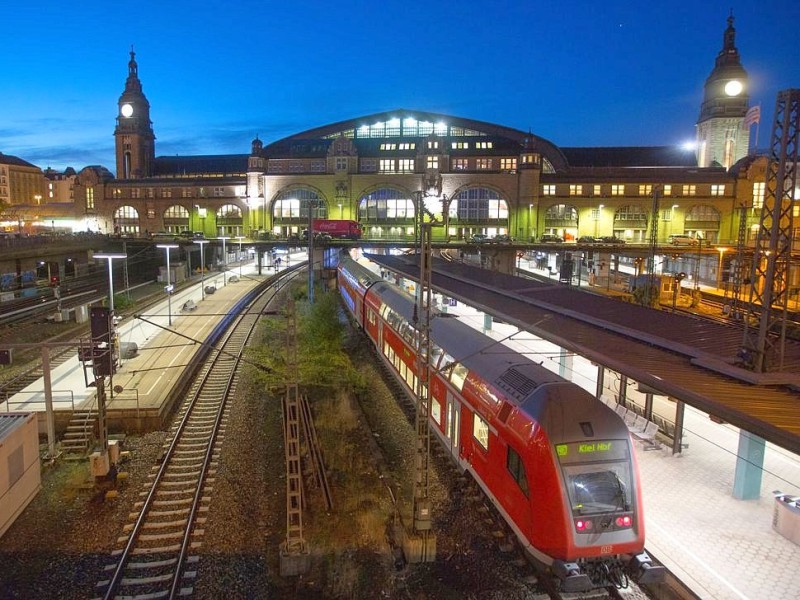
(96, 268), (302, 600)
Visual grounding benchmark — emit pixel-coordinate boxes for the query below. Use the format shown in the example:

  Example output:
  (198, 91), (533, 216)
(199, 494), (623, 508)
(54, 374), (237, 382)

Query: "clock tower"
(114, 49), (155, 179)
(696, 15), (750, 169)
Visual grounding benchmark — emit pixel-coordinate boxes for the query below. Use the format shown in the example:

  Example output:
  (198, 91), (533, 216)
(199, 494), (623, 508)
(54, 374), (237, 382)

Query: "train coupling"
(553, 561), (593, 592)
(628, 551), (666, 584)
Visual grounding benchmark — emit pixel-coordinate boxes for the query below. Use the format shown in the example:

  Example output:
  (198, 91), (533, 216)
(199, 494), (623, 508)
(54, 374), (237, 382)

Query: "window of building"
(311, 160), (325, 172)
(663, 184), (672, 196)
(593, 184), (602, 196)
(753, 182), (765, 209)
(500, 158), (517, 171)
(476, 141), (493, 149)
(86, 187), (94, 210)
(147, 208), (156, 219)
(639, 184), (653, 196)
(476, 158), (492, 170)
(359, 188), (415, 221)
(398, 159), (414, 172)
(682, 184), (696, 196)
(452, 158), (469, 170)
(398, 142), (415, 150)
(380, 143), (397, 151)
(591, 208), (602, 220)
(611, 184), (625, 196)
(569, 184), (583, 196)
(160, 188), (172, 198)
(379, 159), (396, 173)
(542, 184), (556, 196)
(711, 184), (725, 196)
(616, 205), (648, 220)
(660, 208), (673, 221)
(507, 446), (529, 496)
(360, 158), (377, 172)
(131, 188), (141, 199)
(521, 153), (540, 165)
(181, 188), (192, 198)
(427, 156), (439, 170)
(112, 188), (122, 199)
(427, 140), (439, 150)
(335, 157), (348, 171)
(473, 414), (489, 451)
(146, 188), (154, 198)
(164, 205), (189, 218)
(451, 188), (508, 221)
(213, 187), (225, 197)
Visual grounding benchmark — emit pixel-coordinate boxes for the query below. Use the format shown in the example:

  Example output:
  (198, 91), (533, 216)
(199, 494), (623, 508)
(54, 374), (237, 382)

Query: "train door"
(446, 391), (461, 460)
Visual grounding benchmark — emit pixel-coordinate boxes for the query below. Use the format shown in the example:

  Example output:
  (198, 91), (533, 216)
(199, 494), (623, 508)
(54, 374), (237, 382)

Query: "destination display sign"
(555, 440), (629, 463)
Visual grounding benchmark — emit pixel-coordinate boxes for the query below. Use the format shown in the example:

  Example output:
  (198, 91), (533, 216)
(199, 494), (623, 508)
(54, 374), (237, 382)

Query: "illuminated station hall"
(1, 14), (800, 600)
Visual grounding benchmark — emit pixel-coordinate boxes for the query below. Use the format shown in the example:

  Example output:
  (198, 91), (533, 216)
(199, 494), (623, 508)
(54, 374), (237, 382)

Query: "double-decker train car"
(337, 254), (664, 591)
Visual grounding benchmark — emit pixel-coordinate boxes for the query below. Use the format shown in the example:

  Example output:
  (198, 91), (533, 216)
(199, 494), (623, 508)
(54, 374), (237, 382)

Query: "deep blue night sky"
(1, 0), (798, 171)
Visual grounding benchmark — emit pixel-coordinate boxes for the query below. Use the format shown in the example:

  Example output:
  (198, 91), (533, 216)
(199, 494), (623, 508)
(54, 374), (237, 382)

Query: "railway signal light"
(50, 275), (60, 287)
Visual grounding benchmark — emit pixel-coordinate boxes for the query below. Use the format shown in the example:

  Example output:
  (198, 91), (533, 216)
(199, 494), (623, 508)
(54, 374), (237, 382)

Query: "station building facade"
(0, 17), (789, 249)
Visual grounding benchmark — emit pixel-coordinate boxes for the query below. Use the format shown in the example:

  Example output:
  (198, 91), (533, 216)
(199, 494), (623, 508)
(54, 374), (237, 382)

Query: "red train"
(337, 254), (664, 591)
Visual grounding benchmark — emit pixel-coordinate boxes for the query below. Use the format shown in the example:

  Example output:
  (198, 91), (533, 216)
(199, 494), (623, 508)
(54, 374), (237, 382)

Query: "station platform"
(356, 252), (800, 600)
(2, 252), (304, 430)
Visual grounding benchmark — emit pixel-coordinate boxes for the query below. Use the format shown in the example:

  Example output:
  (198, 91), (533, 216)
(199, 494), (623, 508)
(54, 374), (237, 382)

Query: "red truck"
(306, 219), (363, 240)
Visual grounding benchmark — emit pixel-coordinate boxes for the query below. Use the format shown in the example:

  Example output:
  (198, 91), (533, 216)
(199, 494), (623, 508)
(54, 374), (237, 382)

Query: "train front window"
(564, 466), (632, 516)
(555, 440), (633, 516)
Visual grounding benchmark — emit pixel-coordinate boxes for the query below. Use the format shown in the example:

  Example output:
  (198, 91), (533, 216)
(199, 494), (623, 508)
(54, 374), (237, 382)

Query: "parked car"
(597, 235), (625, 245)
(669, 234), (699, 246)
(577, 235), (598, 244)
(491, 234), (514, 243)
(539, 234), (564, 243)
(471, 233), (490, 243)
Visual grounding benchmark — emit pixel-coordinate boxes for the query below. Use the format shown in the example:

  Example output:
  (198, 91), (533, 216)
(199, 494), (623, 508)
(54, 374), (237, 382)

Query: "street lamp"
(236, 235), (245, 279)
(156, 244), (179, 326)
(218, 236), (230, 286)
(93, 253), (127, 313)
(195, 240), (209, 300)
(528, 204), (533, 241)
(595, 204), (604, 237)
(338, 202), (343, 219)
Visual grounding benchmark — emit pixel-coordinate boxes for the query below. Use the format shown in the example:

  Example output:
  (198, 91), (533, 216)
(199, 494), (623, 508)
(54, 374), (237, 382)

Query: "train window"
(440, 353), (455, 373)
(564, 466), (633, 517)
(431, 398), (442, 425)
(473, 414), (489, 450)
(450, 363), (468, 392)
(506, 446), (529, 497)
(430, 345), (443, 369)
(367, 309), (376, 325)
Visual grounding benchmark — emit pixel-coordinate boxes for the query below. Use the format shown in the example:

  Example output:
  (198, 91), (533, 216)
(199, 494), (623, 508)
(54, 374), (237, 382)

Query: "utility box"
(89, 451), (110, 477)
(773, 491), (800, 546)
(0, 413), (41, 539)
(75, 305), (88, 323)
(108, 440), (120, 464)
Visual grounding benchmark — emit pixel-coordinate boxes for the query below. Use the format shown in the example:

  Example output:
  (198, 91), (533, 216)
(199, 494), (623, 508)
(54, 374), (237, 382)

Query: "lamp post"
(716, 247), (728, 290)
(595, 204), (604, 237)
(338, 202), (343, 219)
(218, 236), (230, 286)
(528, 203), (533, 241)
(236, 235), (245, 279)
(157, 244), (179, 326)
(93, 253), (127, 313)
(195, 240), (209, 300)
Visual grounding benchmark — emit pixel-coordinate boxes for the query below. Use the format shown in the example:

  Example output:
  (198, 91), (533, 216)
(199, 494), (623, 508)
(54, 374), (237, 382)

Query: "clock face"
(120, 103), (134, 117)
(724, 80), (743, 97)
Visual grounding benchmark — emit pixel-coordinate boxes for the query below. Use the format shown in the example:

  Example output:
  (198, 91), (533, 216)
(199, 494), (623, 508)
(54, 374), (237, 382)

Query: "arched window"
(272, 189), (327, 221)
(217, 204), (242, 219)
(450, 188), (508, 222)
(113, 205), (139, 235)
(358, 188), (415, 222)
(685, 204), (721, 223)
(164, 205), (189, 219)
(544, 204), (578, 223)
(615, 205), (648, 222)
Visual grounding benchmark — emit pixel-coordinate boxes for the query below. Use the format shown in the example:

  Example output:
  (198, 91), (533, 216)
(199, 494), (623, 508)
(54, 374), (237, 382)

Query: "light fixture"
(724, 80), (743, 96)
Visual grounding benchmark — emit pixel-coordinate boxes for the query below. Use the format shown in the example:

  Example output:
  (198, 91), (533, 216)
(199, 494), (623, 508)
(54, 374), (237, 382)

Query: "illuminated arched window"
(449, 188), (508, 222)
(272, 189), (327, 221)
(113, 205), (140, 235)
(164, 205), (189, 218)
(217, 204), (242, 219)
(544, 204), (578, 223)
(685, 204), (721, 223)
(359, 188), (415, 222)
